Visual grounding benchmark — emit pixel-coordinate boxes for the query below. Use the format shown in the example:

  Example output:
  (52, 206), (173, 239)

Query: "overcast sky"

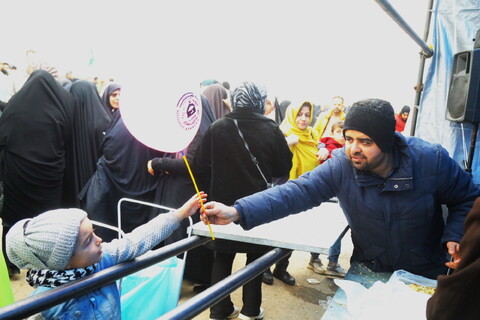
(3, 0), (429, 112)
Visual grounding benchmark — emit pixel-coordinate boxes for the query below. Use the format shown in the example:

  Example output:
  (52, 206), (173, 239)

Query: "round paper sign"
(120, 79), (202, 153)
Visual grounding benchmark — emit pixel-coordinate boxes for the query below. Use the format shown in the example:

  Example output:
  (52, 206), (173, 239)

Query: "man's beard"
(349, 152), (385, 172)
(349, 152), (368, 170)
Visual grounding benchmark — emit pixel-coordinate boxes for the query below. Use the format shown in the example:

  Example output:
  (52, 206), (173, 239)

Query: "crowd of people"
(1, 57), (478, 320)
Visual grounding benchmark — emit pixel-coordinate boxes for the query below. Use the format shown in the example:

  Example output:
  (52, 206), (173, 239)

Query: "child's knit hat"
(6, 208), (87, 270)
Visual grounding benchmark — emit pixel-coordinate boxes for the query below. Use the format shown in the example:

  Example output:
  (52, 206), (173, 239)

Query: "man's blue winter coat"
(234, 134), (480, 278)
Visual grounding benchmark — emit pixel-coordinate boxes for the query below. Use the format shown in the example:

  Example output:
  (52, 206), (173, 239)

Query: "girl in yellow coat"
(280, 101), (320, 179)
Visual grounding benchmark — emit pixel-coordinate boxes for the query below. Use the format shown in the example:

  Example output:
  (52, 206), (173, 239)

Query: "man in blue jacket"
(201, 98), (480, 279)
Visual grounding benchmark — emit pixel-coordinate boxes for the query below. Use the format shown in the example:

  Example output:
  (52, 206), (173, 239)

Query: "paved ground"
(179, 235), (353, 320)
(9, 229), (354, 320)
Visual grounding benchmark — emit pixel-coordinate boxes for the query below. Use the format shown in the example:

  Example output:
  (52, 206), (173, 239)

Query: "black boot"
(262, 268), (274, 285)
(193, 284), (209, 293)
(272, 268), (295, 286)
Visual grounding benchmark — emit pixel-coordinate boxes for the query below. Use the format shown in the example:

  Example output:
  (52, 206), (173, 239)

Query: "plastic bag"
(388, 269), (437, 288)
(334, 270), (436, 320)
(120, 256), (184, 320)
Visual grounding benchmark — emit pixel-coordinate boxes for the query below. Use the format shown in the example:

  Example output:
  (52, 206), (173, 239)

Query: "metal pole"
(410, 0), (435, 136)
(0, 236), (211, 320)
(374, 0), (434, 57)
(158, 248), (292, 320)
(467, 123), (479, 173)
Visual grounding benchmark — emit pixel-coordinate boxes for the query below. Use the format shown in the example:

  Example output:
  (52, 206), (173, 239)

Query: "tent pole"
(373, 0), (435, 136)
(410, 0), (435, 136)
(467, 123), (479, 174)
(374, 0), (434, 57)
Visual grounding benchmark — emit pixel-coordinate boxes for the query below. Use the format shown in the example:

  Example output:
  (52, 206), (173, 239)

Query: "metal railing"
(1, 236), (290, 320)
(159, 247), (292, 320)
(0, 235), (210, 320)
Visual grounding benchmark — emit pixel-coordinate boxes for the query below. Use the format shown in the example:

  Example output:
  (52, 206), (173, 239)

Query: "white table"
(189, 202), (348, 254)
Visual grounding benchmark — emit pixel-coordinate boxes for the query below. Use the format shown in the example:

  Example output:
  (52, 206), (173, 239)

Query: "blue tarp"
(417, 0), (480, 183)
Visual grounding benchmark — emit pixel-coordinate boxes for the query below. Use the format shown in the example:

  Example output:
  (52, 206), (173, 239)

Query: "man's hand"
(445, 241), (461, 269)
(200, 201), (240, 225)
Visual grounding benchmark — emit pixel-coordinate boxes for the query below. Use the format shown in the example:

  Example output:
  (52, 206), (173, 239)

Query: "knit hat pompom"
(6, 208), (88, 270)
(343, 98), (396, 152)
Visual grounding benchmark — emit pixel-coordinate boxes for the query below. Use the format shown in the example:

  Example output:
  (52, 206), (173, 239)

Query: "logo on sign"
(176, 92), (201, 130)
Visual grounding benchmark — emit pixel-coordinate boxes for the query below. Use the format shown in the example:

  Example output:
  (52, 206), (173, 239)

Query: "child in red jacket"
(317, 121), (345, 164)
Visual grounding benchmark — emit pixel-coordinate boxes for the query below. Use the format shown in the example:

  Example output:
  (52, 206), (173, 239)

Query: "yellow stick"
(182, 155), (215, 240)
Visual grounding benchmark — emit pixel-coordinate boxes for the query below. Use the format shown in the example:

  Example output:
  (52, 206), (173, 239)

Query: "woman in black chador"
(101, 82), (121, 116)
(0, 70), (75, 273)
(79, 110), (166, 240)
(66, 80), (111, 207)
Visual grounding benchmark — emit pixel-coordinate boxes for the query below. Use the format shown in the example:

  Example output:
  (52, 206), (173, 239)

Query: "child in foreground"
(6, 192), (206, 320)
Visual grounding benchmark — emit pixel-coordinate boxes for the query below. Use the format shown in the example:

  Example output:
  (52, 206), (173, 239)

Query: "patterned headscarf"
(230, 81), (267, 114)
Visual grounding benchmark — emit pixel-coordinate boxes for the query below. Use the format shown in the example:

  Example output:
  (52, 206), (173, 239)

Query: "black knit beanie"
(343, 99), (396, 152)
(401, 105), (411, 114)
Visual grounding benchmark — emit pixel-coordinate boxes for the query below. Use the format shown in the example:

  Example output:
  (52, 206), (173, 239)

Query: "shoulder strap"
(232, 119), (270, 187)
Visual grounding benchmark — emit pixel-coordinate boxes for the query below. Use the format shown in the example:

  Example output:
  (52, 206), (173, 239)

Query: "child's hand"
(175, 192), (208, 221)
(317, 148), (329, 161)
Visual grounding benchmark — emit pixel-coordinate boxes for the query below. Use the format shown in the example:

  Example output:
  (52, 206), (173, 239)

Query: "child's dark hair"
(331, 121), (344, 133)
